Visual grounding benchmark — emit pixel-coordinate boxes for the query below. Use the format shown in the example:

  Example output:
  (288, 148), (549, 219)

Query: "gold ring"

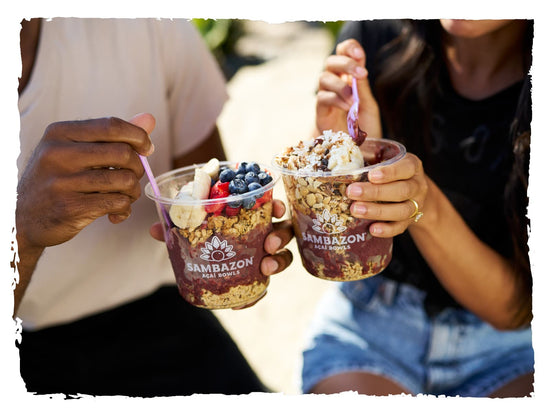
(407, 199), (423, 223)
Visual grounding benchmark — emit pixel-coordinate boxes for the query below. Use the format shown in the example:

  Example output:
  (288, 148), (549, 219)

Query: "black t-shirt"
(337, 20), (523, 314)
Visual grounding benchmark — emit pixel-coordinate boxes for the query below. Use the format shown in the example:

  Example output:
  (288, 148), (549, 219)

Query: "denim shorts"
(301, 276), (534, 396)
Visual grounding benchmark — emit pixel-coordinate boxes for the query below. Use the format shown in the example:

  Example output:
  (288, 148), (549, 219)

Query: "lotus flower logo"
(312, 209), (346, 234)
(200, 236), (236, 262)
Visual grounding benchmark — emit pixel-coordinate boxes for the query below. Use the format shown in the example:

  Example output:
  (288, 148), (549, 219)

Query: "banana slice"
(186, 205), (207, 230)
(192, 168), (212, 200)
(169, 168), (212, 230)
(169, 182), (194, 229)
(186, 168), (211, 228)
(200, 158), (220, 179)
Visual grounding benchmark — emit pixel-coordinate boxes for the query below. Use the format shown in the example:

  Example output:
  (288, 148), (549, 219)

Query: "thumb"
(129, 112), (156, 135)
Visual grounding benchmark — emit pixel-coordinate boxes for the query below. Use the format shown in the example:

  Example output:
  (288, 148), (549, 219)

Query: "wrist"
(409, 176), (441, 235)
(14, 230), (44, 315)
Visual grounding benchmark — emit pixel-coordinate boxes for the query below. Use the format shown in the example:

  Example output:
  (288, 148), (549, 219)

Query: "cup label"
(200, 236), (236, 261)
(185, 236), (255, 278)
(302, 208), (370, 251)
(312, 209), (346, 234)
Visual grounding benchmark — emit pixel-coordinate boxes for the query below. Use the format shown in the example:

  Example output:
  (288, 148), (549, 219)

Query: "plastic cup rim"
(271, 137), (406, 178)
(144, 161), (280, 206)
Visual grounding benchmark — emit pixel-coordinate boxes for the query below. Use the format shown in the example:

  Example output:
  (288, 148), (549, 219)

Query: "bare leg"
(309, 372), (412, 396)
(488, 372), (534, 398)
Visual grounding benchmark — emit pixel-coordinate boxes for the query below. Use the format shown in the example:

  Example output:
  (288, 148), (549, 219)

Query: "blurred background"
(193, 19), (340, 394)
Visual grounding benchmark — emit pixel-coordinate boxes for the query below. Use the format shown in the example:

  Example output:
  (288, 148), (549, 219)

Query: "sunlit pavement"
(216, 21), (334, 394)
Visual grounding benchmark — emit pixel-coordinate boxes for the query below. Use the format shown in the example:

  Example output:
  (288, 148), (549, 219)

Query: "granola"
(188, 279), (269, 309)
(178, 202), (273, 247)
(282, 175), (354, 229)
(274, 133), (403, 281)
(158, 159), (277, 309)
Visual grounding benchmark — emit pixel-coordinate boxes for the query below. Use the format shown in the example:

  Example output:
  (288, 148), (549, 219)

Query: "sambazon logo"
(312, 209), (346, 234)
(304, 208), (368, 251)
(186, 236), (254, 278)
(200, 236), (236, 262)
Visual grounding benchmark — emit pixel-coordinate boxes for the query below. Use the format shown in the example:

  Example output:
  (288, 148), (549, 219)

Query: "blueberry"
(247, 182), (263, 196)
(246, 162), (261, 174)
(227, 195), (242, 208)
(228, 178), (248, 194)
(235, 173), (245, 181)
(258, 172), (273, 186)
(237, 162), (248, 175)
(219, 168), (236, 183)
(244, 172), (259, 185)
(242, 196), (256, 209)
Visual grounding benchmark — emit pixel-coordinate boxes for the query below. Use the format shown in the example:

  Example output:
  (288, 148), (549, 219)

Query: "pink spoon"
(346, 77), (367, 146)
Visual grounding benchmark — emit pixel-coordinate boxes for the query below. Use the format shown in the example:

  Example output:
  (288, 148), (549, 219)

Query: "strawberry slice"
(205, 199), (225, 214)
(209, 181), (230, 198)
(225, 205), (241, 216)
(205, 181), (230, 214)
(252, 189), (272, 209)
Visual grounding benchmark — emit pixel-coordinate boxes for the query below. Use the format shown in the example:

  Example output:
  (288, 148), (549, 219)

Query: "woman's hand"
(316, 38), (382, 138)
(346, 153), (429, 237)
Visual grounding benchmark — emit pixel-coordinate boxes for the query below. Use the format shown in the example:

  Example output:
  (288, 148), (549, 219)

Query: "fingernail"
(268, 235), (282, 252)
(264, 258), (279, 275)
(354, 66), (367, 77)
(369, 169), (383, 181)
(347, 184), (362, 197)
(146, 142), (155, 156)
(352, 47), (364, 59)
(370, 225), (382, 235)
(352, 204), (367, 215)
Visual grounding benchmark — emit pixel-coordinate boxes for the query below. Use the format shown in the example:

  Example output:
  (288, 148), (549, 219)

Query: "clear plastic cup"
(145, 161), (279, 309)
(273, 138), (406, 281)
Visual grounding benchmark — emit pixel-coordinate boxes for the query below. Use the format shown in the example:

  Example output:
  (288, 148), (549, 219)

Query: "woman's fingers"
(349, 197), (422, 223)
(348, 179), (422, 203)
(343, 153), (428, 237)
(347, 154), (425, 202)
(368, 220), (412, 238)
(325, 54), (368, 80)
(367, 153), (422, 184)
(334, 38), (367, 66)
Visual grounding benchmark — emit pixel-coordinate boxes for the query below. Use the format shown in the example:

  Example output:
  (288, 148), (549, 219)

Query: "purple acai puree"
(292, 208), (392, 280)
(166, 222), (271, 307)
(275, 135), (406, 281)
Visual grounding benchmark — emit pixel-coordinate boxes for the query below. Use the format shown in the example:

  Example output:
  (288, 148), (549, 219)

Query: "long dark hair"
(374, 20), (533, 325)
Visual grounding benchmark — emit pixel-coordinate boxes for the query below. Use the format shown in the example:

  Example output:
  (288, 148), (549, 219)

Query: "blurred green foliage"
(192, 19), (244, 59)
(192, 19), (344, 56)
(322, 21), (345, 39)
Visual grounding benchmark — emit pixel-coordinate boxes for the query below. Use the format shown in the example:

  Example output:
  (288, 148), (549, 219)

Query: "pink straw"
(139, 154), (171, 226)
(139, 154), (161, 197)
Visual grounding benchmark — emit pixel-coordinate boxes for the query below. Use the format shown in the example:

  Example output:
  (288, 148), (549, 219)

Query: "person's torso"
(17, 18), (224, 329)
(337, 20), (522, 314)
